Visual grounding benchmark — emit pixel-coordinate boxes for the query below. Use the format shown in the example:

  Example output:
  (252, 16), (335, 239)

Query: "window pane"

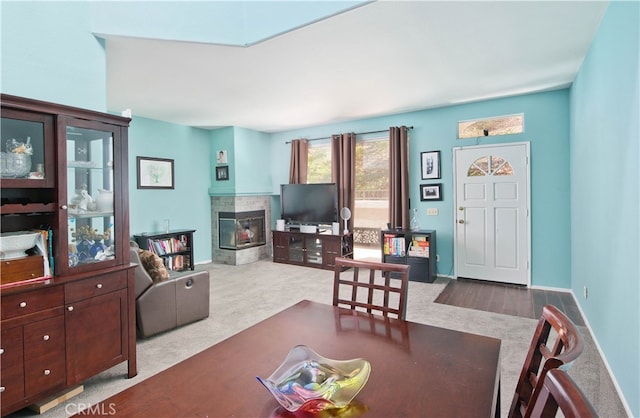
(355, 138), (389, 232)
(307, 141), (331, 183)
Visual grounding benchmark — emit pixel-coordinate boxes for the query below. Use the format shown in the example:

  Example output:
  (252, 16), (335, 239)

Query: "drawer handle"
(96, 283), (103, 289)
(0, 386), (4, 393)
(67, 306), (74, 312)
(19, 301), (27, 308)
(43, 369), (51, 376)
(43, 335), (50, 341)
(0, 348), (4, 355)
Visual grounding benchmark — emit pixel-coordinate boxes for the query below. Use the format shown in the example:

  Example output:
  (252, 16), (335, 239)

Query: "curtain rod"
(285, 126), (413, 144)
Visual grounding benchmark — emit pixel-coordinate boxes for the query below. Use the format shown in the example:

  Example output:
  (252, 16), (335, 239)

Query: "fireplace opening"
(219, 210), (266, 250)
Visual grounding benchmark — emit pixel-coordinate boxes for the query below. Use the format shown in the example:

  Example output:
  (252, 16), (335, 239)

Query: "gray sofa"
(130, 242), (210, 338)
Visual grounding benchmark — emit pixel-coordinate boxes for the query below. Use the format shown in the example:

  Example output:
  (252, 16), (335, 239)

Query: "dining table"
(77, 300), (501, 417)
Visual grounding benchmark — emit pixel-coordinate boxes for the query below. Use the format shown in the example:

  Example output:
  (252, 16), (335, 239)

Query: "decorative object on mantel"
(257, 345), (371, 413)
(421, 150), (441, 180)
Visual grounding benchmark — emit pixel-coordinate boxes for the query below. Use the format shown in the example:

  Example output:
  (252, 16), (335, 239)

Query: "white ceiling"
(102, 1), (608, 133)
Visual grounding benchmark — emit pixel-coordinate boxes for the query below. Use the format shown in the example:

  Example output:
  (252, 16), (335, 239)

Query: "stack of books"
(408, 235), (430, 258)
(383, 234), (406, 257)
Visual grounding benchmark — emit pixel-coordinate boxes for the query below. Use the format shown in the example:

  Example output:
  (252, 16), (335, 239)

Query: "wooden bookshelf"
(133, 229), (195, 271)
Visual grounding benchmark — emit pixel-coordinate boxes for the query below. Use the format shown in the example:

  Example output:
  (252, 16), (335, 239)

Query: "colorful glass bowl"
(257, 345), (371, 413)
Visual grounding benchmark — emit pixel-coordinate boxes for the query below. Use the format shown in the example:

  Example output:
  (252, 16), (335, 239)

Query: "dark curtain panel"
(331, 133), (356, 232)
(288, 139), (309, 184)
(389, 126), (410, 229)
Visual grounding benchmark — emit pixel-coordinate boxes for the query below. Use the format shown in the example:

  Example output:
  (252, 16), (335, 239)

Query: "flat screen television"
(280, 183), (338, 226)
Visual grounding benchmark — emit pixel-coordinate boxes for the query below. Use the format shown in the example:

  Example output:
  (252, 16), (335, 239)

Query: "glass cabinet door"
(63, 119), (119, 271)
(0, 108), (55, 188)
(306, 237), (323, 265)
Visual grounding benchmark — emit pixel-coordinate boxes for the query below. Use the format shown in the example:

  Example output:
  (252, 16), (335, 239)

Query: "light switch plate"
(427, 208), (438, 216)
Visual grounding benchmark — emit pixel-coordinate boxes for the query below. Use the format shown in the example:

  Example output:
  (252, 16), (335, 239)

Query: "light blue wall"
(209, 127), (272, 195)
(1, 1), (106, 111)
(570, 2), (639, 415)
(269, 90), (571, 287)
(209, 127), (236, 195)
(128, 117), (213, 263)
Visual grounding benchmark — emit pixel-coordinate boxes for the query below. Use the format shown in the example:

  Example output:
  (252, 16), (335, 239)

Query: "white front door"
(453, 143), (530, 285)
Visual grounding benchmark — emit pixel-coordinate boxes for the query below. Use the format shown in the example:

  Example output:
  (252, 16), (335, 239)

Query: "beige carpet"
(9, 260), (628, 418)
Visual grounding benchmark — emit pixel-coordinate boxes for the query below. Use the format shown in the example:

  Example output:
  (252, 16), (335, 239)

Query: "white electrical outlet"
(427, 208), (438, 216)
(436, 254), (440, 262)
(583, 286), (588, 299)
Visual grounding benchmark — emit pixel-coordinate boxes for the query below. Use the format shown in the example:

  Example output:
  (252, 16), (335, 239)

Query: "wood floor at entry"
(434, 277), (584, 326)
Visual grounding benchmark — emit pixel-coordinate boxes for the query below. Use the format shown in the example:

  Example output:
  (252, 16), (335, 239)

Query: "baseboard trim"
(569, 291), (634, 417)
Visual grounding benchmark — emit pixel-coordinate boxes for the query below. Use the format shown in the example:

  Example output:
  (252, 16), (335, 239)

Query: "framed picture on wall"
(420, 183), (442, 201)
(421, 150), (441, 180)
(216, 150), (228, 164)
(216, 165), (229, 181)
(137, 156), (174, 189)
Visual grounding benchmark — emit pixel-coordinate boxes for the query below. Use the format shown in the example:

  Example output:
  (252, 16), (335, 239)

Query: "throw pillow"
(138, 249), (169, 283)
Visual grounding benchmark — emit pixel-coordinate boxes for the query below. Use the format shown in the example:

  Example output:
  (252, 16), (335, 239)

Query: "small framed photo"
(420, 183), (442, 201)
(137, 157), (174, 189)
(216, 150), (228, 164)
(421, 150), (441, 180)
(216, 165), (229, 181)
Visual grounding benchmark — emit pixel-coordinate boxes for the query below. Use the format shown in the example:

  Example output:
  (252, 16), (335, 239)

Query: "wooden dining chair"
(333, 257), (410, 320)
(509, 304), (585, 418)
(528, 368), (598, 418)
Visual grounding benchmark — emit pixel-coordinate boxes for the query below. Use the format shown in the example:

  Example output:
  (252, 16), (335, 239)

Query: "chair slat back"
(528, 369), (598, 418)
(509, 304), (585, 418)
(333, 257), (410, 320)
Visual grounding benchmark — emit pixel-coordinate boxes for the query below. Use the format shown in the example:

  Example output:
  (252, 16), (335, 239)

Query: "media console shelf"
(272, 229), (353, 270)
(381, 229), (437, 283)
(133, 230), (195, 272)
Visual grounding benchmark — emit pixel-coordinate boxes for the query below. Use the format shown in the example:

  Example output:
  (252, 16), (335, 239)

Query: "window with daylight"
(307, 140), (332, 183)
(467, 155), (514, 177)
(458, 114), (524, 139)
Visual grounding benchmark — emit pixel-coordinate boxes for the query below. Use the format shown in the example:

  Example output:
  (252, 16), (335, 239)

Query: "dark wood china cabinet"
(0, 94), (137, 417)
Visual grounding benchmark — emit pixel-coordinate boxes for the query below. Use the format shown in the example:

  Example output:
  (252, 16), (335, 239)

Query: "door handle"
(458, 219), (465, 224)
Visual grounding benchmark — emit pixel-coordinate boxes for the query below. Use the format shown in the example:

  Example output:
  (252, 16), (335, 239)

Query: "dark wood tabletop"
(77, 300), (501, 417)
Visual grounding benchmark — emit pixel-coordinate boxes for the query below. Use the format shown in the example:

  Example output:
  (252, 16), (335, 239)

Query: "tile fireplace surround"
(211, 195), (271, 265)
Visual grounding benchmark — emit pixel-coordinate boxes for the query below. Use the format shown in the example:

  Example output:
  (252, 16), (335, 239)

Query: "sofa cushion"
(138, 249), (170, 283)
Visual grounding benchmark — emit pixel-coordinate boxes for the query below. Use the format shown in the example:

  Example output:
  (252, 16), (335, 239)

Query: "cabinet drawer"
(24, 315), (65, 361)
(1, 326), (23, 369)
(0, 363), (24, 407)
(65, 272), (127, 303)
(1, 326), (25, 408)
(24, 351), (65, 397)
(1, 286), (64, 321)
(1, 256), (45, 285)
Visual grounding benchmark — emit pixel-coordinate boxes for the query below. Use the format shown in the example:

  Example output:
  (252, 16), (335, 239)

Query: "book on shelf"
(162, 255), (185, 271)
(408, 236), (430, 258)
(383, 234), (405, 257)
(147, 236), (188, 255)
